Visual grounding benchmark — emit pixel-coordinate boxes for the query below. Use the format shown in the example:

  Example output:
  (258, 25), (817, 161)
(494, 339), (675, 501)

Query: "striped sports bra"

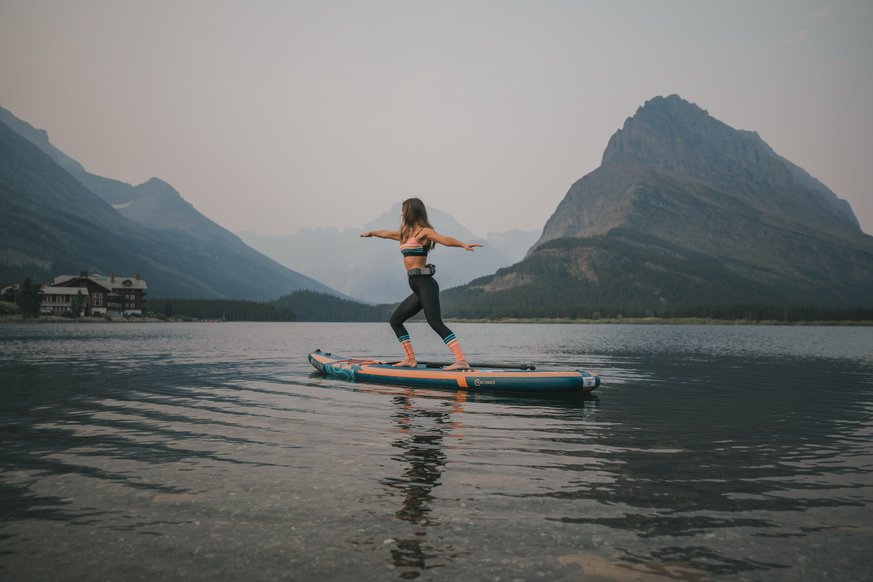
(400, 233), (429, 257)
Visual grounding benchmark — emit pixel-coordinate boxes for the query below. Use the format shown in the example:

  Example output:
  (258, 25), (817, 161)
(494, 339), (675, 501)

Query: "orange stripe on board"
(357, 365), (582, 380)
(359, 366), (469, 381)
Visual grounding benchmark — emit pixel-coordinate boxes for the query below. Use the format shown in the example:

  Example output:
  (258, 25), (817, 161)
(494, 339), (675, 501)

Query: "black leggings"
(389, 275), (454, 341)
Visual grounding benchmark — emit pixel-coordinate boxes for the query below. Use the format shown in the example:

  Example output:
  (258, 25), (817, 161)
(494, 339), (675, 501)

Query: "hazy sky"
(1, 0), (871, 236)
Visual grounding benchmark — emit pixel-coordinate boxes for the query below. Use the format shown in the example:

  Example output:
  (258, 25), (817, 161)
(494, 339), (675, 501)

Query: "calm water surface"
(1, 322), (872, 581)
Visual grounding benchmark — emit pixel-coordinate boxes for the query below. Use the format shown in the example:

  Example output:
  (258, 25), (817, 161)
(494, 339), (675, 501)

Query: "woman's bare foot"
(393, 358), (417, 367)
(443, 360), (470, 371)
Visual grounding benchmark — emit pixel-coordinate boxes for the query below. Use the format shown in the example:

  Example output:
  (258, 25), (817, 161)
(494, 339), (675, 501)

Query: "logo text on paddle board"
(474, 379), (496, 386)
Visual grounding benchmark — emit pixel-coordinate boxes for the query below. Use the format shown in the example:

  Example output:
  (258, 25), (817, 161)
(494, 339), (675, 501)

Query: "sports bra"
(400, 232), (429, 257)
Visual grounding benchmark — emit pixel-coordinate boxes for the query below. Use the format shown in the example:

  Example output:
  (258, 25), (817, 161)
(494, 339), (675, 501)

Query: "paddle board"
(308, 349), (600, 393)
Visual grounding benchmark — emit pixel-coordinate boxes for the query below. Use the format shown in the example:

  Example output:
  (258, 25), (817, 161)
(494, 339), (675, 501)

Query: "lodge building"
(40, 272), (147, 317)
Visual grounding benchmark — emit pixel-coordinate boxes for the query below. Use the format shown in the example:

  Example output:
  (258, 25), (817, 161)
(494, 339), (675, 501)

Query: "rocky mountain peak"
(597, 94), (859, 231)
(462, 94), (873, 314)
(135, 177), (183, 201)
(601, 94), (762, 170)
(626, 94), (709, 127)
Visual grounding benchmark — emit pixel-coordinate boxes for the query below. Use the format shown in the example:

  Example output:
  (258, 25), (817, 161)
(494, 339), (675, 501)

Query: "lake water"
(1, 322), (872, 581)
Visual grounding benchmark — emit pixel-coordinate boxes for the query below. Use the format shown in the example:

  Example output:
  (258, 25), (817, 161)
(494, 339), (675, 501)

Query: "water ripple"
(1, 322), (872, 580)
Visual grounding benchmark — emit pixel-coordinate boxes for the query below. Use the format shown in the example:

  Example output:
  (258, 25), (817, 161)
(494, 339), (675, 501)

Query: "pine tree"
(16, 277), (42, 317)
(70, 291), (84, 318)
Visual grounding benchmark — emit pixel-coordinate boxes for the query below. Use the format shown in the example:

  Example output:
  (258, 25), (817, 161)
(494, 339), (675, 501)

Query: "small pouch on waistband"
(407, 264), (436, 277)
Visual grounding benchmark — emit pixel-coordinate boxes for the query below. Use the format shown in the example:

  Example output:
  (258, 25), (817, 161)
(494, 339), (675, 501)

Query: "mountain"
(239, 205), (538, 303)
(0, 108), (337, 300)
(484, 229), (540, 264)
(442, 95), (873, 317)
(0, 106), (89, 175)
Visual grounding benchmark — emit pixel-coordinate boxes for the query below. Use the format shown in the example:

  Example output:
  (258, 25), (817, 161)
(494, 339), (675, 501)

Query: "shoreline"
(0, 315), (169, 324)
(445, 317), (873, 326)
(2, 315), (872, 326)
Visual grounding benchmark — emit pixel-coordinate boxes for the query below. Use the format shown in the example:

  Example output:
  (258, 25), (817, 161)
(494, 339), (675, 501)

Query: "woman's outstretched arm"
(360, 229), (401, 241)
(417, 227), (483, 251)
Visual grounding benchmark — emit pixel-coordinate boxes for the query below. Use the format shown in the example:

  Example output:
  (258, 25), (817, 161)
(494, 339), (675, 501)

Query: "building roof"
(101, 276), (148, 291)
(51, 275), (77, 285)
(51, 273), (148, 291)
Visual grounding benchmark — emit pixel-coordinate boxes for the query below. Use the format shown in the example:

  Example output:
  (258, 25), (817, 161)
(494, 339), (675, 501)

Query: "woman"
(360, 197), (482, 370)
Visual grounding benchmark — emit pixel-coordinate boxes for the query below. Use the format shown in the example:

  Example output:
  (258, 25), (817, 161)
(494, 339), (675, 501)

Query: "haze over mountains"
(240, 207), (539, 303)
(0, 106), (336, 300)
(443, 95), (873, 318)
(3, 95), (870, 319)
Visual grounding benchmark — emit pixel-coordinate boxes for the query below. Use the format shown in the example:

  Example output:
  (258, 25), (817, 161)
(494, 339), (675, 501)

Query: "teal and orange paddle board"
(308, 349), (600, 393)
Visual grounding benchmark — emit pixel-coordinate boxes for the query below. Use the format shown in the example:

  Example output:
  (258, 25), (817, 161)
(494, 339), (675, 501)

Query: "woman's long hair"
(400, 197), (435, 250)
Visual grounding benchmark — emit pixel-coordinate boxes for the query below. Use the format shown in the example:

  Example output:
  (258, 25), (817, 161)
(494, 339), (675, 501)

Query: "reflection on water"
(383, 390), (457, 577)
(1, 322), (872, 580)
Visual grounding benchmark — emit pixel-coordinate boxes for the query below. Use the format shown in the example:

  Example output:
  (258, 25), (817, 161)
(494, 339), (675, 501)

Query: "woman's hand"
(462, 243), (483, 252)
(360, 231), (373, 237)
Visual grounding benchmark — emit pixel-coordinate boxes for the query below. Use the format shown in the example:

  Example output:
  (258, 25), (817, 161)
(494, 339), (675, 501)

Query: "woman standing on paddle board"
(360, 197), (482, 370)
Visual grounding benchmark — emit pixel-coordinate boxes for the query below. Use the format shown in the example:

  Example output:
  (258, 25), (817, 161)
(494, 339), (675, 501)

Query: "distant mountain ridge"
(443, 95), (873, 317)
(239, 206), (539, 303)
(0, 106), (87, 175)
(0, 107), (337, 300)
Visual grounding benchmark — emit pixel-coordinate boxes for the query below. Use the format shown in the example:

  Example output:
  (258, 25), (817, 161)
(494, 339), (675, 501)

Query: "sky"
(1, 0), (871, 236)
